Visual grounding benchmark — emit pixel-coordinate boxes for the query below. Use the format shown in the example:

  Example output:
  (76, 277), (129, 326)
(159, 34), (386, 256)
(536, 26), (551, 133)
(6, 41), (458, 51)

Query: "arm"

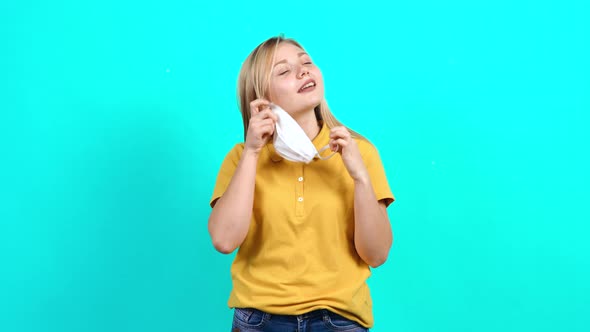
(208, 99), (277, 254)
(208, 149), (259, 254)
(329, 127), (393, 267)
(353, 177), (392, 267)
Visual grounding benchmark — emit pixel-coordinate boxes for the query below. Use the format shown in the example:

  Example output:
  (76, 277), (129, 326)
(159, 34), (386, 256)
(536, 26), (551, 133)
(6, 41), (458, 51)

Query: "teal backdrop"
(1, 1), (588, 331)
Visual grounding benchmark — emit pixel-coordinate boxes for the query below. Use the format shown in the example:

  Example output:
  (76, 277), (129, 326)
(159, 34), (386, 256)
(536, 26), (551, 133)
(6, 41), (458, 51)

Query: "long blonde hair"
(237, 35), (363, 140)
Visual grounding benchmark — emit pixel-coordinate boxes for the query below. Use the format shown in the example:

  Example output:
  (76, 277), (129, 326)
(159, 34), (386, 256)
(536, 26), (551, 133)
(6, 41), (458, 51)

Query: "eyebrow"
(273, 52), (309, 67)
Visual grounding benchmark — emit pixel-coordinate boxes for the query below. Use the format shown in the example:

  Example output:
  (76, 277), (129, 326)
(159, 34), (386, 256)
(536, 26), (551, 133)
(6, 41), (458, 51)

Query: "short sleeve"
(209, 143), (244, 208)
(358, 139), (395, 207)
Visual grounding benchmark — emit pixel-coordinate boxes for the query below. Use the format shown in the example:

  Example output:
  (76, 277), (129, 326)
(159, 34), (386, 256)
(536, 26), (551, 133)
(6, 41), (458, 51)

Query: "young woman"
(208, 35), (395, 331)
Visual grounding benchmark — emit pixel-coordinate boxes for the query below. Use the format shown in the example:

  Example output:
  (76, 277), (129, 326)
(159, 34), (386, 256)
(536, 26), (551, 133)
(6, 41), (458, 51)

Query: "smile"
(298, 80), (316, 93)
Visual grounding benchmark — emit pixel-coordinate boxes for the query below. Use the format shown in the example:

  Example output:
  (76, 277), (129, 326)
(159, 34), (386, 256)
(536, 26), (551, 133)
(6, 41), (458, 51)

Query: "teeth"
(301, 82), (315, 90)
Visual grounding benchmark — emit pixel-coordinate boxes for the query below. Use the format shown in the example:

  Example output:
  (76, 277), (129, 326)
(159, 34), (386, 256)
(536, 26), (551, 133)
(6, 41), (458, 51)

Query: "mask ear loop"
(316, 144), (338, 160)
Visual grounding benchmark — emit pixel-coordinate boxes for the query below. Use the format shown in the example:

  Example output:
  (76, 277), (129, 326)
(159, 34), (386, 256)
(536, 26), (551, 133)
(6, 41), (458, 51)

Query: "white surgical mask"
(270, 104), (336, 163)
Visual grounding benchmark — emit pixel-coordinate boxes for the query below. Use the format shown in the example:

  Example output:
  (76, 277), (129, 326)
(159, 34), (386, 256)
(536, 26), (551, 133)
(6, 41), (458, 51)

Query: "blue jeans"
(231, 307), (369, 332)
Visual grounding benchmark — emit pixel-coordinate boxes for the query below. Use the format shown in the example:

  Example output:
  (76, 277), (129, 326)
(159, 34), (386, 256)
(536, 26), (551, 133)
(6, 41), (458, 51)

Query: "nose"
(297, 65), (309, 79)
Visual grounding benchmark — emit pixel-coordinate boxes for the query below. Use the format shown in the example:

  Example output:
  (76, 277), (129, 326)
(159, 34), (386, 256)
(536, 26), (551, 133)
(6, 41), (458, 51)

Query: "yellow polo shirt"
(210, 124), (394, 327)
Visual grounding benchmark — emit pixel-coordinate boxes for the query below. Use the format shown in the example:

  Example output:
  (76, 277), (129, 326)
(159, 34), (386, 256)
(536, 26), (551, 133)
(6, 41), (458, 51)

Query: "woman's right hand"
(244, 99), (278, 155)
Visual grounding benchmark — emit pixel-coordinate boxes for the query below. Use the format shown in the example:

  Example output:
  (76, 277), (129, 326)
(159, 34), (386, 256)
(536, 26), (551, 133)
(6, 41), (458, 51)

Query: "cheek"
(312, 70), (325, 88)
(271, 80), (295, 98)
(268, 82), (281, 101)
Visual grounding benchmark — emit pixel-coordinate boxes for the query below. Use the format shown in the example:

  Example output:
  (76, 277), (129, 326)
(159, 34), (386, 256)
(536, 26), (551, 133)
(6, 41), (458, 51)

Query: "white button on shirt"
(297, 197), (303, 202)
(298, 177), (304, 182)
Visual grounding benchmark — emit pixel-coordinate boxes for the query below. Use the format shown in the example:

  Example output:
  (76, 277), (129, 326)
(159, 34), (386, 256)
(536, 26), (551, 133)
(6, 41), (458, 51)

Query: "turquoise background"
(1, 0), (588, 331)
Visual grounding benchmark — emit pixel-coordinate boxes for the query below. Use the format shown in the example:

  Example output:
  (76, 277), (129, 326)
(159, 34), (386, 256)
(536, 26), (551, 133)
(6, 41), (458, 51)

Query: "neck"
(292, 108), (320, 140)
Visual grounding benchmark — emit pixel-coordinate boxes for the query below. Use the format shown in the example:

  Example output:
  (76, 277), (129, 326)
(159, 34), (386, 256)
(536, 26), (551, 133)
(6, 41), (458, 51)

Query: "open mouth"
(298, 80), (316, 93)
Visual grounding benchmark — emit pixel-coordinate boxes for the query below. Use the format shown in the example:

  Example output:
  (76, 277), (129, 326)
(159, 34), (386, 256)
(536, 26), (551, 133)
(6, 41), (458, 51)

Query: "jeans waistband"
(242, 308), (331, 321)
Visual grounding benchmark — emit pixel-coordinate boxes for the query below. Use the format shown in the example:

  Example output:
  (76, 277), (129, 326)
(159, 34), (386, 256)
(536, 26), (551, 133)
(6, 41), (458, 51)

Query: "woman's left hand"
(329, 126), (369, 181)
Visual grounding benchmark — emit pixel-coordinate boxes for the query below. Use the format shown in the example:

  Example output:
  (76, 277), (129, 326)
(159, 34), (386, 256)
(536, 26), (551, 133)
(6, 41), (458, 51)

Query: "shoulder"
(230, 142), (245, 154)
(227, 142), (245, 156)
(219, 143), (245, 167)
(354, 136), (379, 158)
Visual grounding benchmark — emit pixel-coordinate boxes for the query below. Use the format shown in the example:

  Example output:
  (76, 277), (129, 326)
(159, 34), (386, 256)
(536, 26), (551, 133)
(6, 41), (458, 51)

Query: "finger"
(329, 139), (341, 152)
(250, 99), (271, 115)
(267, 110), (278, 123)
(330, 128), (351, 140)
(330, 142), (339, 152)
(252, 115), (277, 132)
(330, 138), (349, 151)
(259, 124), (275, 140)
(256, 118), (276, 129)
(255, 108), (276, 120)
(264, 123), (275, 136)
(252, 119), (276, 135)
(330, 126), (349, 135)
(250, 98), (270, 110)
(249, 112), (273, 129)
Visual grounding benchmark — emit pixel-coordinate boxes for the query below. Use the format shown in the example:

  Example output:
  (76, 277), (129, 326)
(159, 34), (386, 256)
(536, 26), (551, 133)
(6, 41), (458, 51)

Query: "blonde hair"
(237, 35), (363, 140)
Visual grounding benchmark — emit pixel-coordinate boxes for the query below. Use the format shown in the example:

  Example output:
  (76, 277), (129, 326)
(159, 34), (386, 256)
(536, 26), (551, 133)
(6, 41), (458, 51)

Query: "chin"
(285, 95), (324, 114)
(306, 94), (324, 108)
(285, 104), (315, 116)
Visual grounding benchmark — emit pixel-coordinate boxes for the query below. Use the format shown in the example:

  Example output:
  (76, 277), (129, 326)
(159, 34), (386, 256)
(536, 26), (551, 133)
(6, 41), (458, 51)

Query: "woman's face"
(268, 42), (324, 116)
